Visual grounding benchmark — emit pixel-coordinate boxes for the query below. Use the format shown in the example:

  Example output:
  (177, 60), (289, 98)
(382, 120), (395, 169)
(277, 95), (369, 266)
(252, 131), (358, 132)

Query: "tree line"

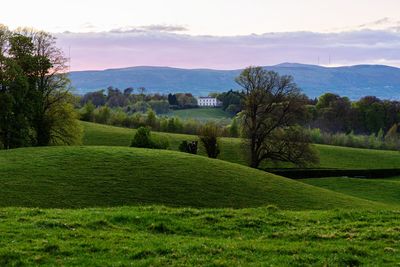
(80, 88), (198, 114)
(217, 89), (400, 137)
(0, 26), (81, 149)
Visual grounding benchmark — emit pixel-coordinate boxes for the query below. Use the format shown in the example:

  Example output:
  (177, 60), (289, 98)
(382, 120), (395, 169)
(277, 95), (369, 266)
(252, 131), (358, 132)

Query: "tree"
(148, 100), (170, 114)
(198, 122), (220, 158)
(81, 90), (106, 107)
(95, 105), (111, 124)
(229, 117), (239, 137)
(130, 127), (154, 148)
(315, 93), (352, 133)
(168, 93), (178, 106)
(217, 90), (242, 112)
(130, 126), (169, 149)
(123, 87), (134, 96)
(46, 96), (82, 145)
(0, 28), (81, 148)
(0, 32), (34, 148)
(355, 96), (385, 134)
(385, 123), (398, 142)
(0, 59), (32, 148)
(236, 66), (318, 168)
(81, 101), (95, 121)
(19, 29), (80, 146)
(146, 109), (157, 129)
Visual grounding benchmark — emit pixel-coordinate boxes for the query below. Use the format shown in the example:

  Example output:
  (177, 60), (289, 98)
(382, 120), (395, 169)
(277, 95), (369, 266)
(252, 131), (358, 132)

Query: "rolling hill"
(69, 63), (400, 99)
(0, 146), (386, 210)
(81, 121), (400, 169)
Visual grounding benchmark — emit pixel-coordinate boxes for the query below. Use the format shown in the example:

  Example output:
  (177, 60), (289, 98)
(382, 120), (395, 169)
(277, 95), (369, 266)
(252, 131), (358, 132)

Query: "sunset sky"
(2, 0), (400, 70)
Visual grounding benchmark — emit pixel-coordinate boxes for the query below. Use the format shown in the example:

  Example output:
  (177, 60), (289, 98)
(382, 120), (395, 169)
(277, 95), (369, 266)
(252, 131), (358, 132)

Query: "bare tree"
(236, 66), (318, 168)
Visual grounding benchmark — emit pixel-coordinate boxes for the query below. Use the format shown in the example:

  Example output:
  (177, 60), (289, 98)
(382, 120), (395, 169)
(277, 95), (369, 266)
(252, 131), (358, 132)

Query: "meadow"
(168, 107), (232, 122)
(0, 207), (399, 266)
(301, 177), (400, 207)
(1, 121), (400, 266)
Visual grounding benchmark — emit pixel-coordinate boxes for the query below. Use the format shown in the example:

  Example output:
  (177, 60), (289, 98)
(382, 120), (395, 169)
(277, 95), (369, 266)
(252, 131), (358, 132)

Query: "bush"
(198, 122), (220, 158)
(130, 127), (169, 149)
(178, 141), (198, 154)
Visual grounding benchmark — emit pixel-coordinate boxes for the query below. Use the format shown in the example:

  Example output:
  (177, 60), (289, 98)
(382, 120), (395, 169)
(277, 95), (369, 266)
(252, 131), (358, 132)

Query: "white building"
(197, 97), (221, 107)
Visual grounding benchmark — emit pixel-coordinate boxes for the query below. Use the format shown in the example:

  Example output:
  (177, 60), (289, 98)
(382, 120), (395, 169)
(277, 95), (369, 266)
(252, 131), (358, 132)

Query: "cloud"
(357, 17), (400, 32)
(108, 24), (188, 34)
(358, 17), (392, 28)
(140, 25), (188, 32)
(56, 29), (400, 71)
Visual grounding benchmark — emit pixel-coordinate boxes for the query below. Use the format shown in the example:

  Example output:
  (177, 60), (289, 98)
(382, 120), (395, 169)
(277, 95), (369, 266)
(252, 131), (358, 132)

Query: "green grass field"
(0, 146), (384, 210)
(82, 121), (400, 169)
(301, 177), (400, 207)
(2, 121), (400, 265)
(168, 107), (232, 122)
(0, 207), (399, 266)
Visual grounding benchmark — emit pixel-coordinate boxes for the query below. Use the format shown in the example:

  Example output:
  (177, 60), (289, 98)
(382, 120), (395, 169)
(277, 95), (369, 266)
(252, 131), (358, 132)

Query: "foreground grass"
(82, 121), (400, 169)
(168, 107), (232, 122)
(0, 206), (399, 266)
(302, 177), (400, 207)
(0, 146), (383, 210)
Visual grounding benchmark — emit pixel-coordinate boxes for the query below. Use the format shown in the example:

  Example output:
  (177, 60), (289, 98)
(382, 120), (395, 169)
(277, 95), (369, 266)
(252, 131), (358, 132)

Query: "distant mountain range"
(69, 63), (400, 99)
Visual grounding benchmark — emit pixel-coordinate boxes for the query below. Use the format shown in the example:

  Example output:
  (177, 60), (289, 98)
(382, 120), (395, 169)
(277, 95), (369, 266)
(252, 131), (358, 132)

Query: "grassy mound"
(82, 121), (400, 169)
(0, 146), (384, 209)
(302, 177), (400, 207)
(0, 206), (399, 266)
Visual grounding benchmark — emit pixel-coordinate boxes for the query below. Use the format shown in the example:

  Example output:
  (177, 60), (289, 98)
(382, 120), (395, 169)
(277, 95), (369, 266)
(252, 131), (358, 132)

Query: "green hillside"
(0, 146), (385, 210)
(168, 107), (232, 121)
(82, 121), (400, 169)
(302, 177), (400, 207)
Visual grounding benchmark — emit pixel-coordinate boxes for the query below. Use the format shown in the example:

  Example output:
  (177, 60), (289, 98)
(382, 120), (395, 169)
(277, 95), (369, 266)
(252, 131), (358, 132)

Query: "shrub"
(199, 122), (220, 158)
(130, 127), (169, 149)
(178, 141), (198, 154)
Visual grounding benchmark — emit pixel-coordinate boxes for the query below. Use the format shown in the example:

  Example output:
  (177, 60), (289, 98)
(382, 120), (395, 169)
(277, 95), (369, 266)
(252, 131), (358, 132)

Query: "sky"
(2, 0), (400, 70)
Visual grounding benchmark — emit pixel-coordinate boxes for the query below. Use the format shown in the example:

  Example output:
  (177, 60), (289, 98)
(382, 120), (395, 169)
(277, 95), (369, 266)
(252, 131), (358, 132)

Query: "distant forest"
(79, 87), (400, 137)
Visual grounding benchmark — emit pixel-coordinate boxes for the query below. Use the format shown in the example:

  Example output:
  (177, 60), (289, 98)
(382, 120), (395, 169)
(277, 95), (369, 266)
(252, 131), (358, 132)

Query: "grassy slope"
(168, 107), (231, 121)
(81, 121), (246, 165)
(0, 146), (385, 210)
(82, 121), (400, 169)
(302, 177), (400, 207)
(0, 207), (399, 266)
